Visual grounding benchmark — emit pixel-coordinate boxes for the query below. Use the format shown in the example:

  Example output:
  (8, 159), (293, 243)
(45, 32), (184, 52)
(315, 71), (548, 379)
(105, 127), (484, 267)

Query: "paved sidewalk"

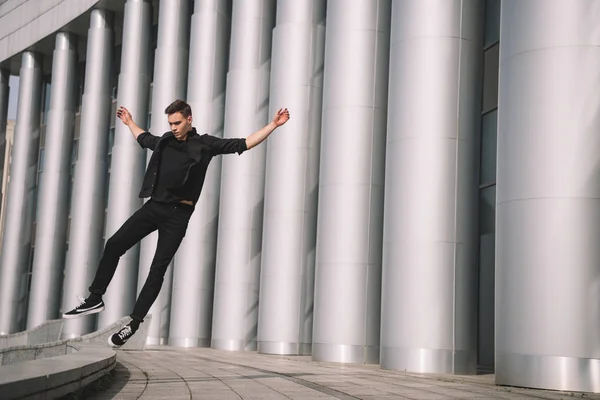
(89, 346), (599, 400)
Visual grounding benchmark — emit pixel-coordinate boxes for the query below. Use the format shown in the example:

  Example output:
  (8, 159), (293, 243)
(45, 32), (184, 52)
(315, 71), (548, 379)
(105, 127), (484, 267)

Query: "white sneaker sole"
(107, 335), (123, 348)
(62, 305), (105, 319)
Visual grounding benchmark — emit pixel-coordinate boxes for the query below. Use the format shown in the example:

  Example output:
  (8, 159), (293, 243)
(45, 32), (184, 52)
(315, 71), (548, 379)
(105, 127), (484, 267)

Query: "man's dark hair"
(165, 99), (192, 118)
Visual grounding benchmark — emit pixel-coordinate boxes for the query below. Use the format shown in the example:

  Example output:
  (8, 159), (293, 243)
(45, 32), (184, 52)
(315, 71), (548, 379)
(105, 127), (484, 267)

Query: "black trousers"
(89, 199), (193, 321)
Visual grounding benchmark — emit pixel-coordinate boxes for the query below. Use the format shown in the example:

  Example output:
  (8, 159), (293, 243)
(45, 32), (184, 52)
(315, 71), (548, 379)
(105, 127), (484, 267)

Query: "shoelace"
(75, 295), (87, 309)
(118, 326), (132, 340)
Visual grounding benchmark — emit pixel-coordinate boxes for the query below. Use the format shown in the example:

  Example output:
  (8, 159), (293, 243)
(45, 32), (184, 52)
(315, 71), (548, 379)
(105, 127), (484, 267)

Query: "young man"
(63, 100), (290, 347)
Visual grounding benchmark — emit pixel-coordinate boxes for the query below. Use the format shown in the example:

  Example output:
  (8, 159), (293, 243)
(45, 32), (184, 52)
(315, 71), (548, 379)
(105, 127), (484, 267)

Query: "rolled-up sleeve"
(202, 134), (247, 156)
(137, 132), (160, 150)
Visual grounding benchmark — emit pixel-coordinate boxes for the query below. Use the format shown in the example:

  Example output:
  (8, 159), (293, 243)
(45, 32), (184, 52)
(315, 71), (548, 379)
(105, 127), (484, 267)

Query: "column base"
(168, 337), (210, 348)
(258, 341), (312, 355)
(496, 352), (600, 393)
(311, 343), (379, 364)
(211, 338), (257, 351)
(380, 347), (476, 374)
(146, 336), (169, 346)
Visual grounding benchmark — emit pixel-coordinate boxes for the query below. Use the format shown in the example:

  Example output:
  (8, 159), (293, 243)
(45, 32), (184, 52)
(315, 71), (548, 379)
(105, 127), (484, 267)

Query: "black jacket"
(137, 128), (247, 204)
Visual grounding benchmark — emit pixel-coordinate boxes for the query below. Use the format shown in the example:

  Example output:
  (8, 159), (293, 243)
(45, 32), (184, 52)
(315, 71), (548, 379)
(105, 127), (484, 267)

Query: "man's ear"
(188, 116), (193, 125)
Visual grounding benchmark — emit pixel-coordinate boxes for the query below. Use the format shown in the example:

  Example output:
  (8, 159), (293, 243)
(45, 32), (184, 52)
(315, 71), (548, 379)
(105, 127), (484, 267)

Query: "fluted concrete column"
(169, 0), (231, 348)
(380, 0), (483, 374)
(0, 70), (8, 216)
(257, 0), (325, 356)
(311, 0), (390, 365)
(0, 52), (43, 334)
(98, 0), (152, 328)
(61, 9), (114, 338)
(496, 0), (600, 392)
(26, 32), (78, 329)
(138, 0), (190, 345)
(211, 0), (275, 351)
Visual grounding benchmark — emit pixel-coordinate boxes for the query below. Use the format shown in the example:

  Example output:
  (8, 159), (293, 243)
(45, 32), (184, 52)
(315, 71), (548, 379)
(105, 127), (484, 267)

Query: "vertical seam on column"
(296, 12), (310, 351)
(452, 0), (465, 375)
(363, 0), (381, 360)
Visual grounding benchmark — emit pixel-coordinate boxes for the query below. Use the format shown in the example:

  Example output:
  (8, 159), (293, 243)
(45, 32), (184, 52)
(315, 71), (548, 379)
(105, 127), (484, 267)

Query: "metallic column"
(257, 0), (326, 356)
(379, 0), (483, 374)
(311, 0), (390, 364)
(98, 0), (152, 328)
(496, 0), (600, 392)
(61, 9), (114, 338)
(0, 52), (43, 334)
(27, 32), (78, 328)
(138, 0), (190, 345)
(211, 0), (276, 351)
(0, 70), (8, 216)
(169, 0), (231, 348)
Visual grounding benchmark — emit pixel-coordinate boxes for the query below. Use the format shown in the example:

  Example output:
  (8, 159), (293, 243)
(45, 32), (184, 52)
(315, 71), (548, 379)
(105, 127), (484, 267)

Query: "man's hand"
(117, 106), (134, 126)
(116, 106), (145, 139)
(272, 108), (290, 127)
(245, 107), (291, 150)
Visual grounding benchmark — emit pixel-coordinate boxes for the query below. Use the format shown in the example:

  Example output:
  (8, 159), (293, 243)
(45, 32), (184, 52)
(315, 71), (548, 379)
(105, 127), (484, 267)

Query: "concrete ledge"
(0, 315), (151, 399)
(0, 315), (151, 366)
(0, 340), (67, 366)
(0, 319), (64, 349)
(0, 345), (116, 400)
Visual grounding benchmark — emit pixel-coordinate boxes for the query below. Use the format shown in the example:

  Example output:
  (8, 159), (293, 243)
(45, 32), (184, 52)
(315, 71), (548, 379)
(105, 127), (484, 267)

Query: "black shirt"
(136, 128), (247, 205)
(151, 136), (194, 203)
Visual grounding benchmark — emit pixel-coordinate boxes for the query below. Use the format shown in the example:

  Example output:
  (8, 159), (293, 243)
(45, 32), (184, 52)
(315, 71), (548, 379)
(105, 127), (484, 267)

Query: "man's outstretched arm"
(245, 108), (290, 150)
(117, 106), (145, 139)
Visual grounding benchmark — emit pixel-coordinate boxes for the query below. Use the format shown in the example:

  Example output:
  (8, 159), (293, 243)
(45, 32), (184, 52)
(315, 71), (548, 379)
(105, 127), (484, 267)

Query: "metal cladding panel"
(98, 0), (152, 329)
(379, 0), (483, 374)
(137, 0), (191, 346)
(61, 9), (114, 338)
(0, 51), (42, 333)
(0, 0), (101, 64)
(27, 32), (78, 328)
(169, 0), (232, 348)
(257, 0), (325, 356)
(496, 0), (600, 392)
(211, 0), (275, 352)
(311, 0), (390, 365)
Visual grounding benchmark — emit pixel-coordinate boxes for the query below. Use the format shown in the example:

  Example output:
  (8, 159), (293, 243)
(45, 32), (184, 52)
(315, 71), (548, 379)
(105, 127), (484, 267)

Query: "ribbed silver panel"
(211, 0), (276, 352)
(0, 51), (43, 334)
(496, 0), (600, 392)
(61, 9), (114, 338)
(137, 0), (190, 345)
(169, 0), (231, 348)
(379, 0), (483, 374)
(0, 69), (8, 217)
(311, 0), (390, 365)
(27, 32), (78, 329)
(257, 0), (325, 356)
(98, 0), (152, 328)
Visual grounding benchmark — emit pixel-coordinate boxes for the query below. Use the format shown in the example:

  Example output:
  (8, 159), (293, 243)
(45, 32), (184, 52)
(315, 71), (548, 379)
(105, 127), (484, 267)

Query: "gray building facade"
(0, 0), (597, 393)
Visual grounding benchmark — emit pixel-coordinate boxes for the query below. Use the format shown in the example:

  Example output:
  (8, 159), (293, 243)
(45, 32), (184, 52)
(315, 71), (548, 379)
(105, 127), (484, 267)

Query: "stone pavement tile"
(187, 382), (245, 400)
(87, 347), (600, 400)
(402, 393), (463, 399)
(424, 387), (492, 398)
(336, 386), (394, 397)
(88, 360), (146, 399)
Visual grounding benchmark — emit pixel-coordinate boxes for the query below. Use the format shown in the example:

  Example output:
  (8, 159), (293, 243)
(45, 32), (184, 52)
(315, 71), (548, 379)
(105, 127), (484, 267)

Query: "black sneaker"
(63, 296), (105, 319)
(108, 324), (135, 348)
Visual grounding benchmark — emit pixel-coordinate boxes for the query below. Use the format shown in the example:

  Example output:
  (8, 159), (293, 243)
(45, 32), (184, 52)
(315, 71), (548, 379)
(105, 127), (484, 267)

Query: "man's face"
(167, 112), (192, 140)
